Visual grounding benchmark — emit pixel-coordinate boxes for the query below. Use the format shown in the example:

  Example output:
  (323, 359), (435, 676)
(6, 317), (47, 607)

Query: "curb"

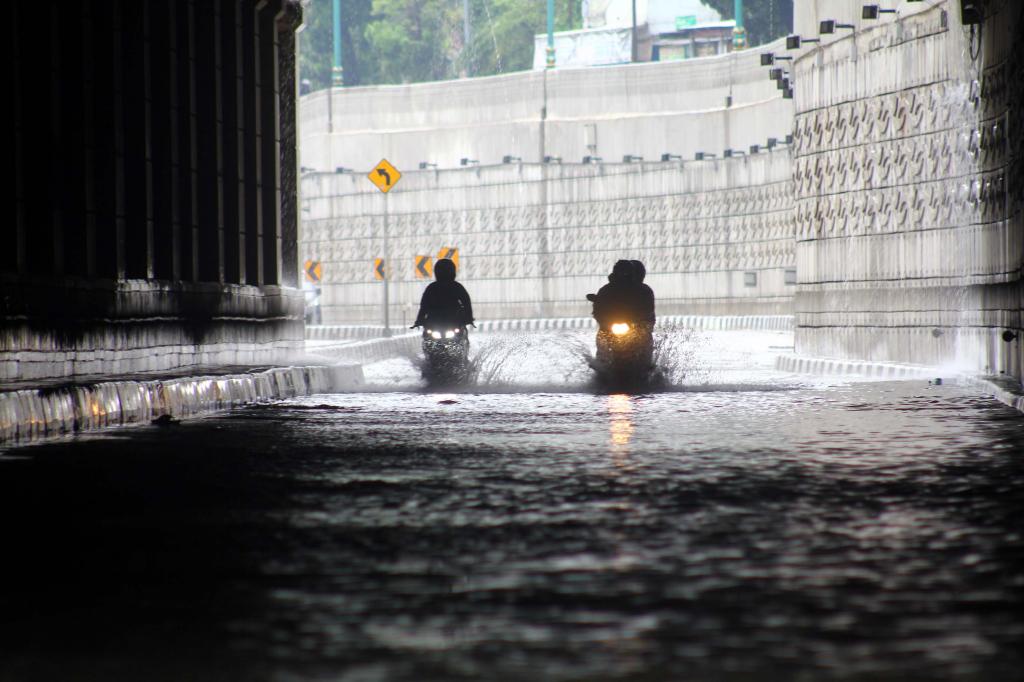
(305, 325), (390, 341)
(307, 315), (795, 338)
(0, 364), (364, 446)
(957, 375), (1024, 413)
(776, 354), (1024, 414)
(774, 355), (934, 379)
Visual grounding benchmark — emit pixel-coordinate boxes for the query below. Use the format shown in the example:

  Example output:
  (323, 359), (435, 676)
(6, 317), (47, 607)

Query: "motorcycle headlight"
(444, 330), (456, 339)
(429, 330), (442, 339)
(611, 322), (631, 336)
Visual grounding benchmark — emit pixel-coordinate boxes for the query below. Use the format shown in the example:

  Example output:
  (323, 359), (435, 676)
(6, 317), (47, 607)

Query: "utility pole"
(463, 0), (472, 76)
(332, 0), (343, 85)
(546, 0), (555, 68)
(732, 0), (747, 50)
(631, 0), (637, 62)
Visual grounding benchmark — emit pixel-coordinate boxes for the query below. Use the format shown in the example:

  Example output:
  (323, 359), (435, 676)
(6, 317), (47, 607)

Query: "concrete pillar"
(259, 0), (284, 286)
(222, 0), (247, 285)
(19, 3), (57, 276)
(277, 0), (302, 288)
(152, 0), (178, 281)
(47, 3), (65, 276)
(10, 1), (25, 275)
(244, 1), (265, 285)
(81, 3), (98, 278)
(111, 0), (129, 280)
(196, 0), (226, 283)
(89, 0), (125, 280)
(174, 0), (199, 282)
(122, 0), (155, 279)
(56, 3), (88, 278)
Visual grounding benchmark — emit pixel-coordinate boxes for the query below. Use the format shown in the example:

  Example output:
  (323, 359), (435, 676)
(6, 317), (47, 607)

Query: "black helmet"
(434, 258), (456, 282)
(630, 260), (646, 282)
(610, 259), (635, 284)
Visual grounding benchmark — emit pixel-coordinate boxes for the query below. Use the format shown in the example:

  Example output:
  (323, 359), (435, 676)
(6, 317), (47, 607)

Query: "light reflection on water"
(607, 394), (634, 459)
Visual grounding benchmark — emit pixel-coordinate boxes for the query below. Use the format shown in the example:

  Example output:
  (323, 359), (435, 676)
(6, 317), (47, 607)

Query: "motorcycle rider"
(587, 259), (655, 370)
(630, 260), (656, 327)
(412, 258), (475, 331)
(589, 260), (639, 330)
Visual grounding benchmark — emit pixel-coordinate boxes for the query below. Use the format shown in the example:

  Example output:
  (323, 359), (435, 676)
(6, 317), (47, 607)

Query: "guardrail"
(306, 315), (795, 339)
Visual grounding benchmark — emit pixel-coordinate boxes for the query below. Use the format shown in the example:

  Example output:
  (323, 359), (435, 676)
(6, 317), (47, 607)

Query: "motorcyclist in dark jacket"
(630, 260), (656, 325)
(412, 258), (474, 329)
(590, 260), (638, 330)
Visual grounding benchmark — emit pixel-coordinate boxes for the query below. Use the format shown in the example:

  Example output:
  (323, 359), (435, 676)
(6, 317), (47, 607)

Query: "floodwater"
(2, 330), (1023, 681)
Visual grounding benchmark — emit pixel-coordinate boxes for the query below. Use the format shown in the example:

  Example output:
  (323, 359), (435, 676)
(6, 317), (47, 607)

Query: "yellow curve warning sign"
(368, 159), (401, 193)
(304, 260), (322, 283)
(415, 256), (433, 279)
(437, 247), (458, 268)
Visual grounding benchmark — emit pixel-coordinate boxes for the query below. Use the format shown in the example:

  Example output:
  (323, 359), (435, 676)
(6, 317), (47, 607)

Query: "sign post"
(368, 159), (402, 336)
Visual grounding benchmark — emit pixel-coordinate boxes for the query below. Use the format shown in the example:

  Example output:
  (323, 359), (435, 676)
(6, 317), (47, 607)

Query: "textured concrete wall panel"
(301, 153), (795, 324)
(793, 0), (1023, 378)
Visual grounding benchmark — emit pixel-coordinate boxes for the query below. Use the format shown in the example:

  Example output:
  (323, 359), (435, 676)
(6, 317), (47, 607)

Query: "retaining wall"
(299, 38), (793, 172)
(791, 1), (1024, 378)
(302, 152), (796, 324)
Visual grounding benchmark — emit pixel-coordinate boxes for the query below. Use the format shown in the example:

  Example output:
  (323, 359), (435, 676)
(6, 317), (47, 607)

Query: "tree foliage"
(700, 0), (793, 47)
(299, 1), (780, 89)
(300, 0), (375, 88)
(300, 0), (581, 89)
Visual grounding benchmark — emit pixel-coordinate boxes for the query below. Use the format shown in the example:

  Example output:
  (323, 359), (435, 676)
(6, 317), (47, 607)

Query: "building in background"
(533, 0), (733, 68)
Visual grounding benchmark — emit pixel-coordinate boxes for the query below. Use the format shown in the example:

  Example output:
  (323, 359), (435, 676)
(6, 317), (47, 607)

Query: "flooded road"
(3, 330), (1023, 681)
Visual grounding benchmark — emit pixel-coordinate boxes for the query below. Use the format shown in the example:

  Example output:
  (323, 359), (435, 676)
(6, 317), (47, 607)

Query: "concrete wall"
(792, 1), (1024, 377)
(301, 152), (795, 324)
(299, 38), (794, 172)
(3, 0), (306, 385)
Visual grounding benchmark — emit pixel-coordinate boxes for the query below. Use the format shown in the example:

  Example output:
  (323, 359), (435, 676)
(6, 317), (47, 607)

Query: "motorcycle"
(586, 294), (654, 385)
(420, 324), (471, 384)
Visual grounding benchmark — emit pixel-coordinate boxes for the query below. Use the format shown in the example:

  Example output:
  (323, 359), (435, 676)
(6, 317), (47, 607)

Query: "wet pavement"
(2, 330), (1023, 681)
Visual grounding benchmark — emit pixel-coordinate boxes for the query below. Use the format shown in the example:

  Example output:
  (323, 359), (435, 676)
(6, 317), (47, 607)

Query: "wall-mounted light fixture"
(724, 149), (746, 158)
(460, 158), (479, 166)
(783, 87), (793, 99)
(786, 35), (820, 49)
(769, 67), (784, 81)
(766, 135), (794, 150)
(543, 155), (562, 164)
(582, 155), (603, 164)
(502, 155), (521, 164)
(777, 77), (790, 91)
(622, 154), (644, 163)
(749, 145), (761, 154)
(819, 19), (856, 34)
(660, 153), (682, 162)
(960, 0), (982, 24)
(761, 52), (793, 66)
(334, 166), (351, 173)
(694, 152), (717, 161)
(300, 166), (317, 173)
(418, 162), (437, 169)
(862, 5), (897, 20)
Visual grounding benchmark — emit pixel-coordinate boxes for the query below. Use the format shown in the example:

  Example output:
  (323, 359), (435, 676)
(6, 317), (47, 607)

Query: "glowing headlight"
(430, 330), (442, 339)
(611, 322), (631, 336)
(444, 330), (456, 338)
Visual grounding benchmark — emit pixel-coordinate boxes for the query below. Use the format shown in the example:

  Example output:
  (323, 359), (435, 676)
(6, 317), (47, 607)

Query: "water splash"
(466, 325), (708, 391)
